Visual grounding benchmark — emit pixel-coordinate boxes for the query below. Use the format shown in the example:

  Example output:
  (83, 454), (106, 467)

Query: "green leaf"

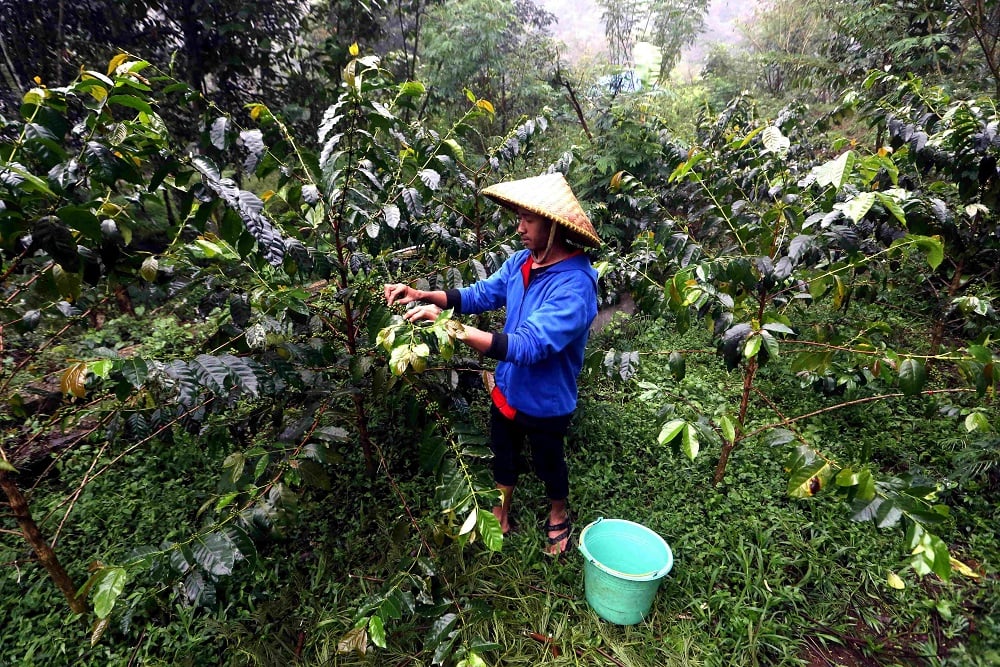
(835, 468), (861, 487)
(34, 215), (80, 272)
(875, 191), (907, 224)
(215, 491), (239, 513)
(117, 357), (149, 388)
(56, 206), (103, 242)
(657, 419), (686, 446)
(760, 331), (779, 360)
(854, 470), (876, 501)
(967, 345), (993, 364)
(441, 138), (465, 163)
(764, 428), (796, 447)
(457, 651), (489, 667)
(743, 334), (762, 359)
(425, 612), (458, 652)
(898, 358), (926, 395)
(298, 460), (331, 490)
(965, 412), (991, 433)
(834, 191), (876, 223)
(811, 150), (854, 190)
(419, 169), (441, 190)
(761, 126), (790, 154)
(459, 508), (477, 536)
(192, 531), (238, 576)
(875, 499), (903, 528)
(762, 322), (795, 335)
(719, 415), (737, 444)
(681, 424), (699, 461)
(2, 162), (55, 197)
(384, 204), (400, 229)
(191, 354), (232, 394)
(419, 432), (447, 473)
(908, 234), (944, 270)
(222, 354), (263, 398)
(809, 274), (829, 301)
(92, 567), (127, 619)
(52, 264), (82, 301)
(399, 81), (426, 97)
(668, 351), (686, 380)
(887, 572), (905, 590)
(476, 510), (504, 552)
(368, 615), (387, 649)
(107, 94), (153, 115)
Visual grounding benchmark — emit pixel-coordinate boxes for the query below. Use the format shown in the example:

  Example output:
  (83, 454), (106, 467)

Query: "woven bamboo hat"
(481, 172), (602, 247)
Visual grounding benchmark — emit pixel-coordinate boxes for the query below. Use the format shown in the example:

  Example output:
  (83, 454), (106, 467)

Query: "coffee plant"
(593, 91), (996, 584)
(0, 47), (555, 659)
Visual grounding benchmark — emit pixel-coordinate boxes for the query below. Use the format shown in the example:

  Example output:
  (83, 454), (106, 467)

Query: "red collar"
(521, 250), (582, 287)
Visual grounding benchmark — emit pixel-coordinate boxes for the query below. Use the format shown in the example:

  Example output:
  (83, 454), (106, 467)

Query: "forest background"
(1, 0), (999, 665)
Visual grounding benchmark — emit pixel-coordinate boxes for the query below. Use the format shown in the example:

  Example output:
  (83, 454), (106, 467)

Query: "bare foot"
(492, 505), (511, 535)
(494, 484), (514, 535)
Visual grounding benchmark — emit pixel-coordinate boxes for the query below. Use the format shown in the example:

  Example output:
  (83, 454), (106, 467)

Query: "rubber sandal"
(543, 517), (573, 556)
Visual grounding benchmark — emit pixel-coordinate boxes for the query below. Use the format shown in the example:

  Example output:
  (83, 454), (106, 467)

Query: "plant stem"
(713, 356), (758, 485)
(928, 258), (964, 360)
(0, 469), (87, 614)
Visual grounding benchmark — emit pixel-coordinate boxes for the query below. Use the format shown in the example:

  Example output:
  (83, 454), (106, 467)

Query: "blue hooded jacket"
(457, 249), (598, 417)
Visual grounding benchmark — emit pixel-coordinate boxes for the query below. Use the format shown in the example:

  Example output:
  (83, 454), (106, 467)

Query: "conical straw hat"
(481, 172), (602, 247)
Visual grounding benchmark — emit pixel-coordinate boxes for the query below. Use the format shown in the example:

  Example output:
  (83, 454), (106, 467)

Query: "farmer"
(383, 172), (601, 555)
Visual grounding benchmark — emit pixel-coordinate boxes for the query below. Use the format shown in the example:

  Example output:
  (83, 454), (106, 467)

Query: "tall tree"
(809, 0), (989, 94)
(0, 0), (308, 119)
(418, 0), (559, 136)
(598, 0), (711, 80)
(739, 0), (838, 98)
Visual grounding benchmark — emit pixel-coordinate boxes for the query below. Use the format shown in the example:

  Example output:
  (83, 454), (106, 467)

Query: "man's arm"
(393, 302), (496, 355)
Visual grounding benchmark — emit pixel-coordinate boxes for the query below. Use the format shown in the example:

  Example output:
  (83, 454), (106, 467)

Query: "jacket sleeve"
(504, 274), (594, 366)
(457, 253), (521, 314)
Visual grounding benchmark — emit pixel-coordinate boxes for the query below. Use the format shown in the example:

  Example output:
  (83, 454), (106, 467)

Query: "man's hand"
(402, 303), (442, 323)
(384, 283), (420, 306)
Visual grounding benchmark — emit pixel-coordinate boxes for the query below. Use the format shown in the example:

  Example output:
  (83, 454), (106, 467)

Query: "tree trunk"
(0, 32), (20, 94)
(553, 62), (592, 142)
(0, 469), (87, 614)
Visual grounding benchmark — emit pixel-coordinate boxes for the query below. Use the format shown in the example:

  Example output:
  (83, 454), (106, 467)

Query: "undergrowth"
(2, 309), (997, 666)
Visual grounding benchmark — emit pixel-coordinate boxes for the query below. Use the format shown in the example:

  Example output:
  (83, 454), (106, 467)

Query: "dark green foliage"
(3, 2), (1000, 662)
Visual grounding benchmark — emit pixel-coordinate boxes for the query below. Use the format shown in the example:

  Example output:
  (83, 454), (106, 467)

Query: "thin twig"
(52, 439), (109, 547)
(126, 629), (147, 667)
(741, 388), (977, 442)
(40, 398), (215, 529)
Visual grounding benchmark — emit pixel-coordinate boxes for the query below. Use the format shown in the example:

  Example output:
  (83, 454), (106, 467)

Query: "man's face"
(516, 209), (552, 253)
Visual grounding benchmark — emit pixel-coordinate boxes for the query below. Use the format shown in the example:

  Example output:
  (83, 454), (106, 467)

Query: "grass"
(282, 313), (996, 667)
(2, 304), (998, 666)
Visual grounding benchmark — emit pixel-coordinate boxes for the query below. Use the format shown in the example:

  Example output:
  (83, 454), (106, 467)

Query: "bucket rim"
(578, 517), (674, 581)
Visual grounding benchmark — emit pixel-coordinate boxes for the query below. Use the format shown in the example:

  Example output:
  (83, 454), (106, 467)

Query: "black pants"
(490, 404), (572, 501)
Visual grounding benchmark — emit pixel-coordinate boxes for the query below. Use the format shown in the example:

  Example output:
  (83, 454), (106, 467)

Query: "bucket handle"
(578, 517), (673, 579)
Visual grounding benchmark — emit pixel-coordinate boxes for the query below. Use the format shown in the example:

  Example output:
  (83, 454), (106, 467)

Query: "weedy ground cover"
(2, 308), (996, 666)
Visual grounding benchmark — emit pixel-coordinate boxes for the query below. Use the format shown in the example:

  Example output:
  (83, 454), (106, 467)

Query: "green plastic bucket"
(578, 517), (673, 625)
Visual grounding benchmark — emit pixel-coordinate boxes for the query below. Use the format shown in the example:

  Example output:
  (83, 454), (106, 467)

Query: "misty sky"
(537, 0), (755, 66)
